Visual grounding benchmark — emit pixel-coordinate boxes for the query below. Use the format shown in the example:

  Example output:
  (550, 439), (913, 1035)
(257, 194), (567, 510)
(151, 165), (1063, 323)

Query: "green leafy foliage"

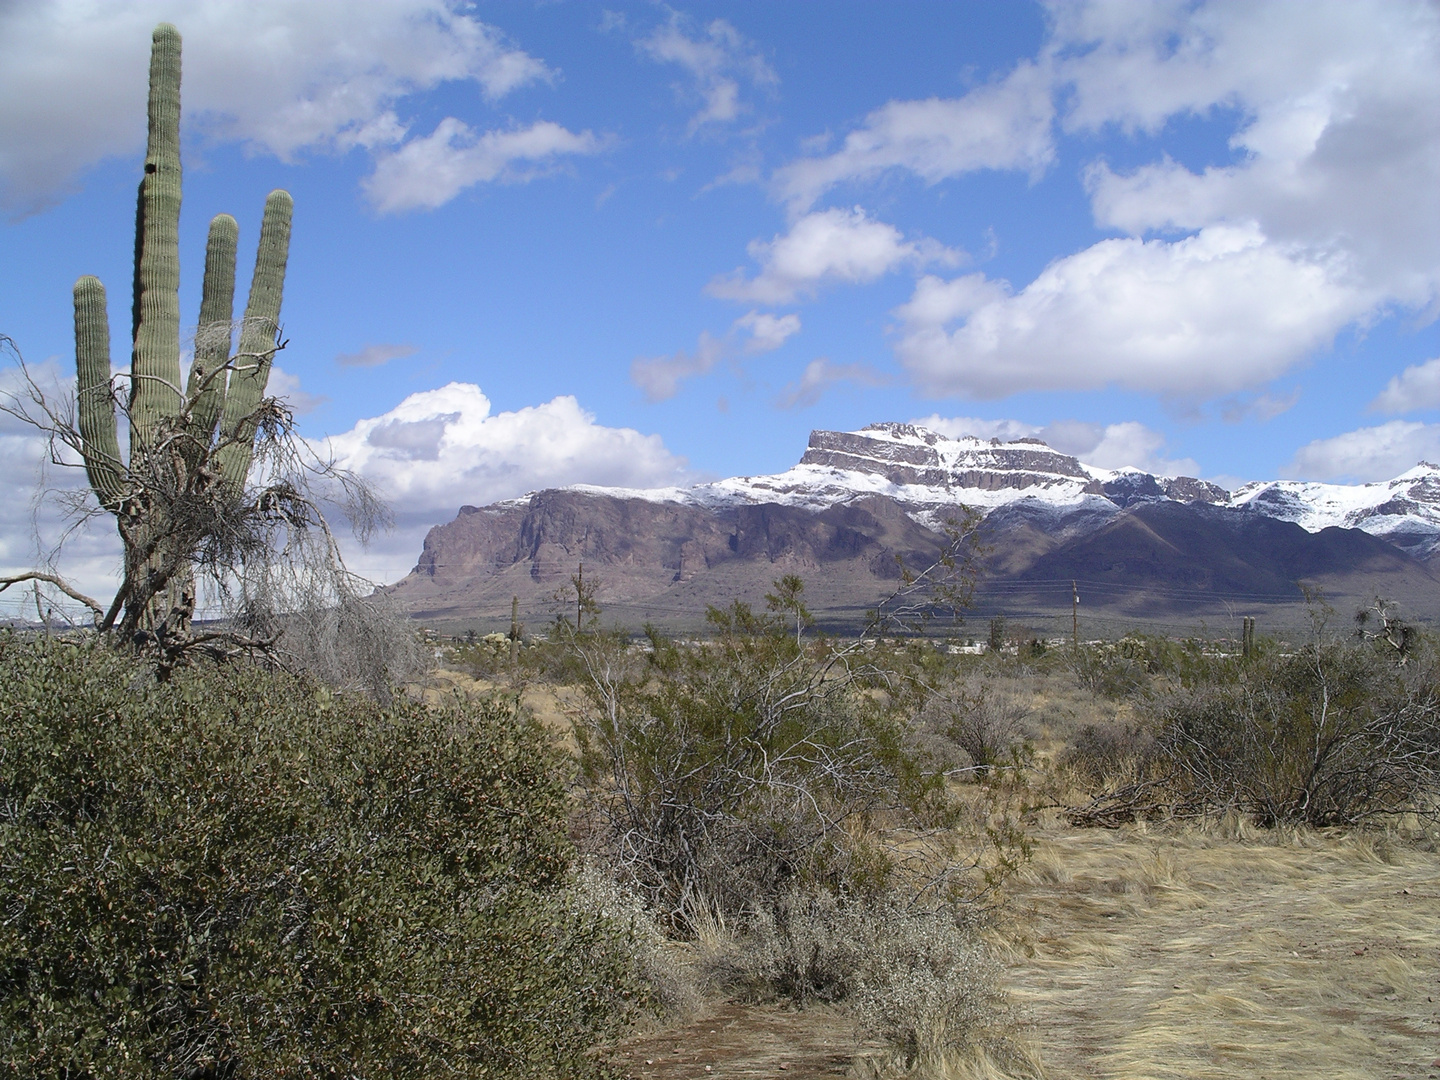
(0, 634), (650, 1078)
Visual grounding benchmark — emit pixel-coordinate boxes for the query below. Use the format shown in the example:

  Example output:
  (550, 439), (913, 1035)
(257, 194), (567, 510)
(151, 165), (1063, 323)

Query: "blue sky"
(4, 0), (1440, 600)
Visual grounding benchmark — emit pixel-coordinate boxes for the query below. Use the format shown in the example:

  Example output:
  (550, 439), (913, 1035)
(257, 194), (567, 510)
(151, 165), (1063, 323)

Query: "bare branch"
(0, 572), (105, 623)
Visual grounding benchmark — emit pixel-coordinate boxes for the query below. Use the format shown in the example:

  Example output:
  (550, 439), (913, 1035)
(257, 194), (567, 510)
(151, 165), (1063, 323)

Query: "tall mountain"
(386, 424), (1440, 631)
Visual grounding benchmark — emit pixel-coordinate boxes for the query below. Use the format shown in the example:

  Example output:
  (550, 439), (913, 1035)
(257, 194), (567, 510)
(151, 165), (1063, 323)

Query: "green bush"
(0, 633), (650, 1078)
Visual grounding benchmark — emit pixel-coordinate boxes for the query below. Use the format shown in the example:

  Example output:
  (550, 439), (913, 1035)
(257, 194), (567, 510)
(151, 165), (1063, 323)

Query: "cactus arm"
(216, 189), (293, 494)
(129, 22), (183, 454)
(74, 276), (127, 510)
(186, 213), (238, 444)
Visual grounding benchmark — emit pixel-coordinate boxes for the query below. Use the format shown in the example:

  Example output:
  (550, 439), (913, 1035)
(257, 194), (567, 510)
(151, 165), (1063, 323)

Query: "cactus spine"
(72, 23), (294, 636)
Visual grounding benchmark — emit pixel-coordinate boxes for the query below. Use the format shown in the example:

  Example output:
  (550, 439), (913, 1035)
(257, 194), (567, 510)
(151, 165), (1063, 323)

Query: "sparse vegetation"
(1059, 614), (1440, 828)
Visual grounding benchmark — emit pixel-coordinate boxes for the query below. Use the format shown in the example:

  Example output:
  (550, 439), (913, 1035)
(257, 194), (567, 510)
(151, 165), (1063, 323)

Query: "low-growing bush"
(922, 679), (1032, 776)
(570, 603), (952, 929)
(1058, 626), (1440, 828)
(0, 633), (651, 1078)
(701, 889), (1007, 1073)
(1059, 721), (1159, 790)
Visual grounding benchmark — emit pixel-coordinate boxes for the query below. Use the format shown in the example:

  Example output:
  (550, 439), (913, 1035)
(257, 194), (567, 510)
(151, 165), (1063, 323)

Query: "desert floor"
(608, 821), (1440, 1080)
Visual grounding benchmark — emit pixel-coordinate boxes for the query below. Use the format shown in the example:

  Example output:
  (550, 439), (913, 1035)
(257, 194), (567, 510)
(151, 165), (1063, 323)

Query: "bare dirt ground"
(605, 1002), (880, 1080)
(603, 822), (1440, 1080)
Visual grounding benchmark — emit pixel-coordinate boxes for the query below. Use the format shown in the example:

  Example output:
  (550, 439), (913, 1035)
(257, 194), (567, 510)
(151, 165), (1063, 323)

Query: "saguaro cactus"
(74, 23), (294, 637)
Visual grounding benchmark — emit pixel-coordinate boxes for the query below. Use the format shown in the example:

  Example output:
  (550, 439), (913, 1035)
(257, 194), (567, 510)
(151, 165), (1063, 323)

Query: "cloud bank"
(767, 0), (1440, 405)
(326, 382), (692, 580)
(0, 0), (584, 213)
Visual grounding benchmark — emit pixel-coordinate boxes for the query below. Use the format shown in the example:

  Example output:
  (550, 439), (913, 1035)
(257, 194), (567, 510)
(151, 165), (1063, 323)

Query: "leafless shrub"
(569, 532), (990, 932)
(1058, 627), (1440, 828)
(1060, 721), (1160, 789)
(923, 679), (1032, 776)
(1156, 643), (1440, 826)
(701, 888), (1008, 1073)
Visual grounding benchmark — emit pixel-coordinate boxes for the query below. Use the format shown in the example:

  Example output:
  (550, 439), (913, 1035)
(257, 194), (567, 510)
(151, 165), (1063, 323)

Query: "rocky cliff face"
(798, 424), (1102, 494)
(384, 424), (1440, 629)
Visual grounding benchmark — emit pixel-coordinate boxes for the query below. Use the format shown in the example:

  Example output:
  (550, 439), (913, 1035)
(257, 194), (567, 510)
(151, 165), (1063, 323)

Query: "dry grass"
(994, 818), (1440, 1080)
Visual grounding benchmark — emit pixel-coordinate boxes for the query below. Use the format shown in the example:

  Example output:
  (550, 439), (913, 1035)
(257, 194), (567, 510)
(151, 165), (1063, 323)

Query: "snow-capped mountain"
(560, 423), (1219, 517)
(388, 423), (1440, 628)
(1231, 464), (1440, 559)
(553, 421), (1434, 551)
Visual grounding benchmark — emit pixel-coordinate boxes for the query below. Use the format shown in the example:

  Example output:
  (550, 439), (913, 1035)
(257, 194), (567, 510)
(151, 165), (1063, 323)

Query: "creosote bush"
(0, 633), (651, 1078)
(569, 601), (955, 930)
(1156, 640), (1440, 826)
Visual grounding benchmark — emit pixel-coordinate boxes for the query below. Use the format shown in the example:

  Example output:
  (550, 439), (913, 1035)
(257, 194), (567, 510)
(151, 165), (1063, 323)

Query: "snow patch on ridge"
(500, 424), (1440, 561)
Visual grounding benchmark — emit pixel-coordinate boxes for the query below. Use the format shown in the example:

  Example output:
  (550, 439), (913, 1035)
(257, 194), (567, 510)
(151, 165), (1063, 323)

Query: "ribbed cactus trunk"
(71, 23), (293, 640)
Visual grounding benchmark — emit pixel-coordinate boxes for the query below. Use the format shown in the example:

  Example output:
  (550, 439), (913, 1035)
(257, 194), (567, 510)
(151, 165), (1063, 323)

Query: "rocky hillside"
(386, 424), (1440, 631)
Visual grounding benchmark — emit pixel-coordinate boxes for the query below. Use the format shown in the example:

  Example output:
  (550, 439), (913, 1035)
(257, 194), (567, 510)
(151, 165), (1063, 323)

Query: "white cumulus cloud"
(1370, 357), (1440, 415)
(363, 118), (605, 214)
(733, 311), (800, 353)
(1071, 0), (1440, 309)
(1285, 419), (1440, 482)
(636, 13), (777, 132)
(764, 1), (1440, 401)
(893, 223), (1374, 399)
(326, 382), (693, 581)
(0, 0), (552, 212)
(772, 63), (1055, 213)
(708, 207), (959, 305)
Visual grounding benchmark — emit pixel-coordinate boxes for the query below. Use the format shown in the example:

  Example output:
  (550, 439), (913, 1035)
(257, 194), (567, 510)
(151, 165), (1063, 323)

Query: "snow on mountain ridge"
(491, 424), (1440, 560)
(1231, 462), (1440, 558)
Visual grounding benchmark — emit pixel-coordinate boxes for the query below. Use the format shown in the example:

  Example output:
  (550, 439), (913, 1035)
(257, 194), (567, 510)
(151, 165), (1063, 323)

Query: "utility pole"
(509, 594), (520, 668)
(1072, 580), (1080, 654)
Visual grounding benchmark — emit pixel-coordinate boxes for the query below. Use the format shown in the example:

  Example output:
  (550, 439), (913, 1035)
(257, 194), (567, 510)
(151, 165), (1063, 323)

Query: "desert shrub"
(702, 889), (1005, 1071)
(1154, 641), (1440, 826)
(700, 889), (869, 1004)
(0, 633), (651, 1078)
(852, 906), (1005, 1073)
(1070, 635), (1222, 700)
(570, 610), (940, 928)
(922, 678), (1032, 776)
(568, 584), (975, 929)
(1059, 721), (1160, 789)
(1069, 639), (1151, 699)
